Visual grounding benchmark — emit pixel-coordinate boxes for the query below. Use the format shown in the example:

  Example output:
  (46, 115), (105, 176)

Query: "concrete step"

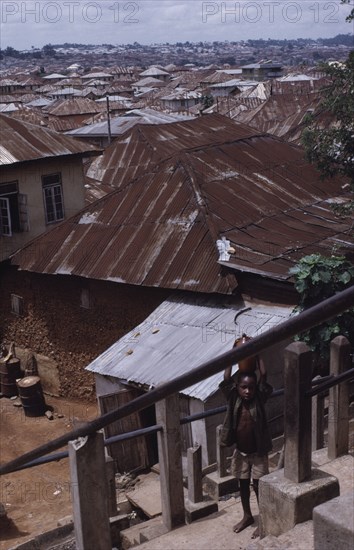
(246, 520), (314, 549)
(123, 452), (354, 550)
(123, 493), (266, 550)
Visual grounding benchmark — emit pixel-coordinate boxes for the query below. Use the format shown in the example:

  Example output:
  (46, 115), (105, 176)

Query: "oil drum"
(0, 357), (22, 397)
(17, 376), (46, 417)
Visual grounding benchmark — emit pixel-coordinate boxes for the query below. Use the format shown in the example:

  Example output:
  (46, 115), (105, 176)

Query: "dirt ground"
(0, 394), (98, 550)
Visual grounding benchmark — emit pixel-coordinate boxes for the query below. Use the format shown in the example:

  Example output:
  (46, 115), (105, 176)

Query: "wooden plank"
(99, 389), (149, 473)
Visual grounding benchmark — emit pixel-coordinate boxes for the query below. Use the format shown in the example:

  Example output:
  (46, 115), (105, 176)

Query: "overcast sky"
(1, 1), (352, 50)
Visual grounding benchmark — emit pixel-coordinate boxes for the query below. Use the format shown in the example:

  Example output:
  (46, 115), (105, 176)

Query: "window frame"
(0, 197), (12, 236)
(0, 180), (21, 236)
(42, 172), (65, 224)
(80, 288), (91, 310)
(11, 294), (24, 316)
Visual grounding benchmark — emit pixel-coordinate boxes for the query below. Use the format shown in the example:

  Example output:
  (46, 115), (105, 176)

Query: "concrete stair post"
(203, 425), (238, 500)
(311, 376), (325, 451)
(259, 342), (340, 538)
(328, 335), (351, 459)
(155, 393), (185, 530)
(184, 444), (218, 522)
(283, 341), (313, 483)
(68, 431), (112, 550)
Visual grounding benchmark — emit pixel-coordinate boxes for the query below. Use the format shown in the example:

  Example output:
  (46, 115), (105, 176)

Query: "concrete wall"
(0, 156), (86, 261)
(0, 265), (169, 400)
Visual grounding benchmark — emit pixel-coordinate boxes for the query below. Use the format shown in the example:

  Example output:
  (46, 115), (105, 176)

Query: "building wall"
(0, 156), (86, 260)
(0, 265), (169, 400)
(91, 349), (287, 469)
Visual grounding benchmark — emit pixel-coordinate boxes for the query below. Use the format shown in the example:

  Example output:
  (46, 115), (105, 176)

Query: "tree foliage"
(302, 50), (354, 216)
(201, 94), (214, 110)
(290, 254), (354, 362)
(341, 0), (354, 21)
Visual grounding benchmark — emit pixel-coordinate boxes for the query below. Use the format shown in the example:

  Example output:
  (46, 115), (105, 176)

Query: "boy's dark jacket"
(219, 377), (273, 455)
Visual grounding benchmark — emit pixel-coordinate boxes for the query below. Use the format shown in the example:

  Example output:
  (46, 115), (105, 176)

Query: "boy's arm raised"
(257, 357), (273, 400)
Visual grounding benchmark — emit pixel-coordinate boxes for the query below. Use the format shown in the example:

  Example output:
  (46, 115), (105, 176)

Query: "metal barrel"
(0, 358), (22, 397)
(17, 376), (46, 417)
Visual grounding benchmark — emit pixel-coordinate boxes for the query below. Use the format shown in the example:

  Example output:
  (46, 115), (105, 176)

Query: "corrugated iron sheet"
(86, 113), (259, 186)
(0, 113), (101, 165)
(85, 294), (294, 400)
(10, 115), (353, 290)
(45, 98), (102, 116)
(66, 110), (193, 138)
(236, 93), (323, 139)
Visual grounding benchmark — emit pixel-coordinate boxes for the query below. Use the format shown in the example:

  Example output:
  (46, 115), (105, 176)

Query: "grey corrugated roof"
(66, 110), (194, 137)
(86, 294), (294, 401)
(210, 79), (256, 88)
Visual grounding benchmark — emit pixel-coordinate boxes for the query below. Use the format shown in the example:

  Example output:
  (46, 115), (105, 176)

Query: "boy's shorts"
(231, 449), (269, 480)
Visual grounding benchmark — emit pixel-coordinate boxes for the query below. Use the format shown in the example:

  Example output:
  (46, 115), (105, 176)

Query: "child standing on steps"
(219, 341), (273, 538)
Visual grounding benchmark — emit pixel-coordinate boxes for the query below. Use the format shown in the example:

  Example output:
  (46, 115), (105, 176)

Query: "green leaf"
(318, 271), (332, 283)
(338, 271), (352, 284)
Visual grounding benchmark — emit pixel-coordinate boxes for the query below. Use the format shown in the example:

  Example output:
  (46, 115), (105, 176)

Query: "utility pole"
(106, 95), (112, 145)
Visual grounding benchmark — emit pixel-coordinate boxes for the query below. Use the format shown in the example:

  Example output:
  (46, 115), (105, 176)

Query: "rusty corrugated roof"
(236, 93), (323, 137)
(45, 97), (102, 116)
(86, 113), (261, 187)
(10, 158), (235, 294)
(10, 118), (353, 291)
(0, 114), (101, 165)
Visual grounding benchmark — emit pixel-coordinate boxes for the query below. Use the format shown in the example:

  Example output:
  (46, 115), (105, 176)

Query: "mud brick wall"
(0, 265), (169, 400)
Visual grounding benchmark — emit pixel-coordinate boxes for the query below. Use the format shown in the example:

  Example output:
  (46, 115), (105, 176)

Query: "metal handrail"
(307, 367), (354, 397)
(5, 368), (354, 474)
(1, 284), (354, 476)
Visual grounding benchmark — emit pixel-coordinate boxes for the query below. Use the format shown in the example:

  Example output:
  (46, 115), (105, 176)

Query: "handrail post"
(68, 432), (111, 550)
(216, 425), (229, 477)
(187, 444), (203, 503)
(311, 376), (325, 451)
(156, 394), (185, 530)
(328, 336), (351, 459)
(105, 455), (118, 517)
(284, 342), (312, 482)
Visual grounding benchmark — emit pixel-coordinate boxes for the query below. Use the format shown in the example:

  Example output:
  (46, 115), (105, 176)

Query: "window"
(0, 181), (21, 236)
(42, 173), (64, 224)
(80, 288), (91, 309)
(11, 294), (24, 316)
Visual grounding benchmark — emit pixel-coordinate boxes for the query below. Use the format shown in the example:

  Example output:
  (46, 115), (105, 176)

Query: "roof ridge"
(177, 152), (238, 294)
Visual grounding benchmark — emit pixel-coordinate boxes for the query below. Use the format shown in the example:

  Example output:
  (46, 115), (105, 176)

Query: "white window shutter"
(18, 193), (30, 232)
(0, 197), (12, 236)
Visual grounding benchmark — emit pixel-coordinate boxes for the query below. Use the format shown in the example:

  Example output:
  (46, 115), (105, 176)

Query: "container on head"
(233, 334), (257, 373)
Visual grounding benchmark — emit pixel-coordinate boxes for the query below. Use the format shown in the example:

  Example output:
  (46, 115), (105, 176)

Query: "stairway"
(121, 450), (353, 550)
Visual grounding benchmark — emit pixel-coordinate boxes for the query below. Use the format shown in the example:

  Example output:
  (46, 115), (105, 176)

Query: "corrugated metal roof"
(42, 73), (66, 79)
(66, 109), (194, 138)
(85, 294), (294, 400)
(237, 93), (322, 134)
(10, 158), (233, 293)
(82, 71), (113, 79)
(86, 113), (259, 187)
(140, 67), (170, 77)
(161, 90), (202, 100)
(134, 77), (166, 88)
(45, 98), (102, 116)
(210, 79), (256, 89)
(10, 120), (353, 289)
(0, 114), (101, 165)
